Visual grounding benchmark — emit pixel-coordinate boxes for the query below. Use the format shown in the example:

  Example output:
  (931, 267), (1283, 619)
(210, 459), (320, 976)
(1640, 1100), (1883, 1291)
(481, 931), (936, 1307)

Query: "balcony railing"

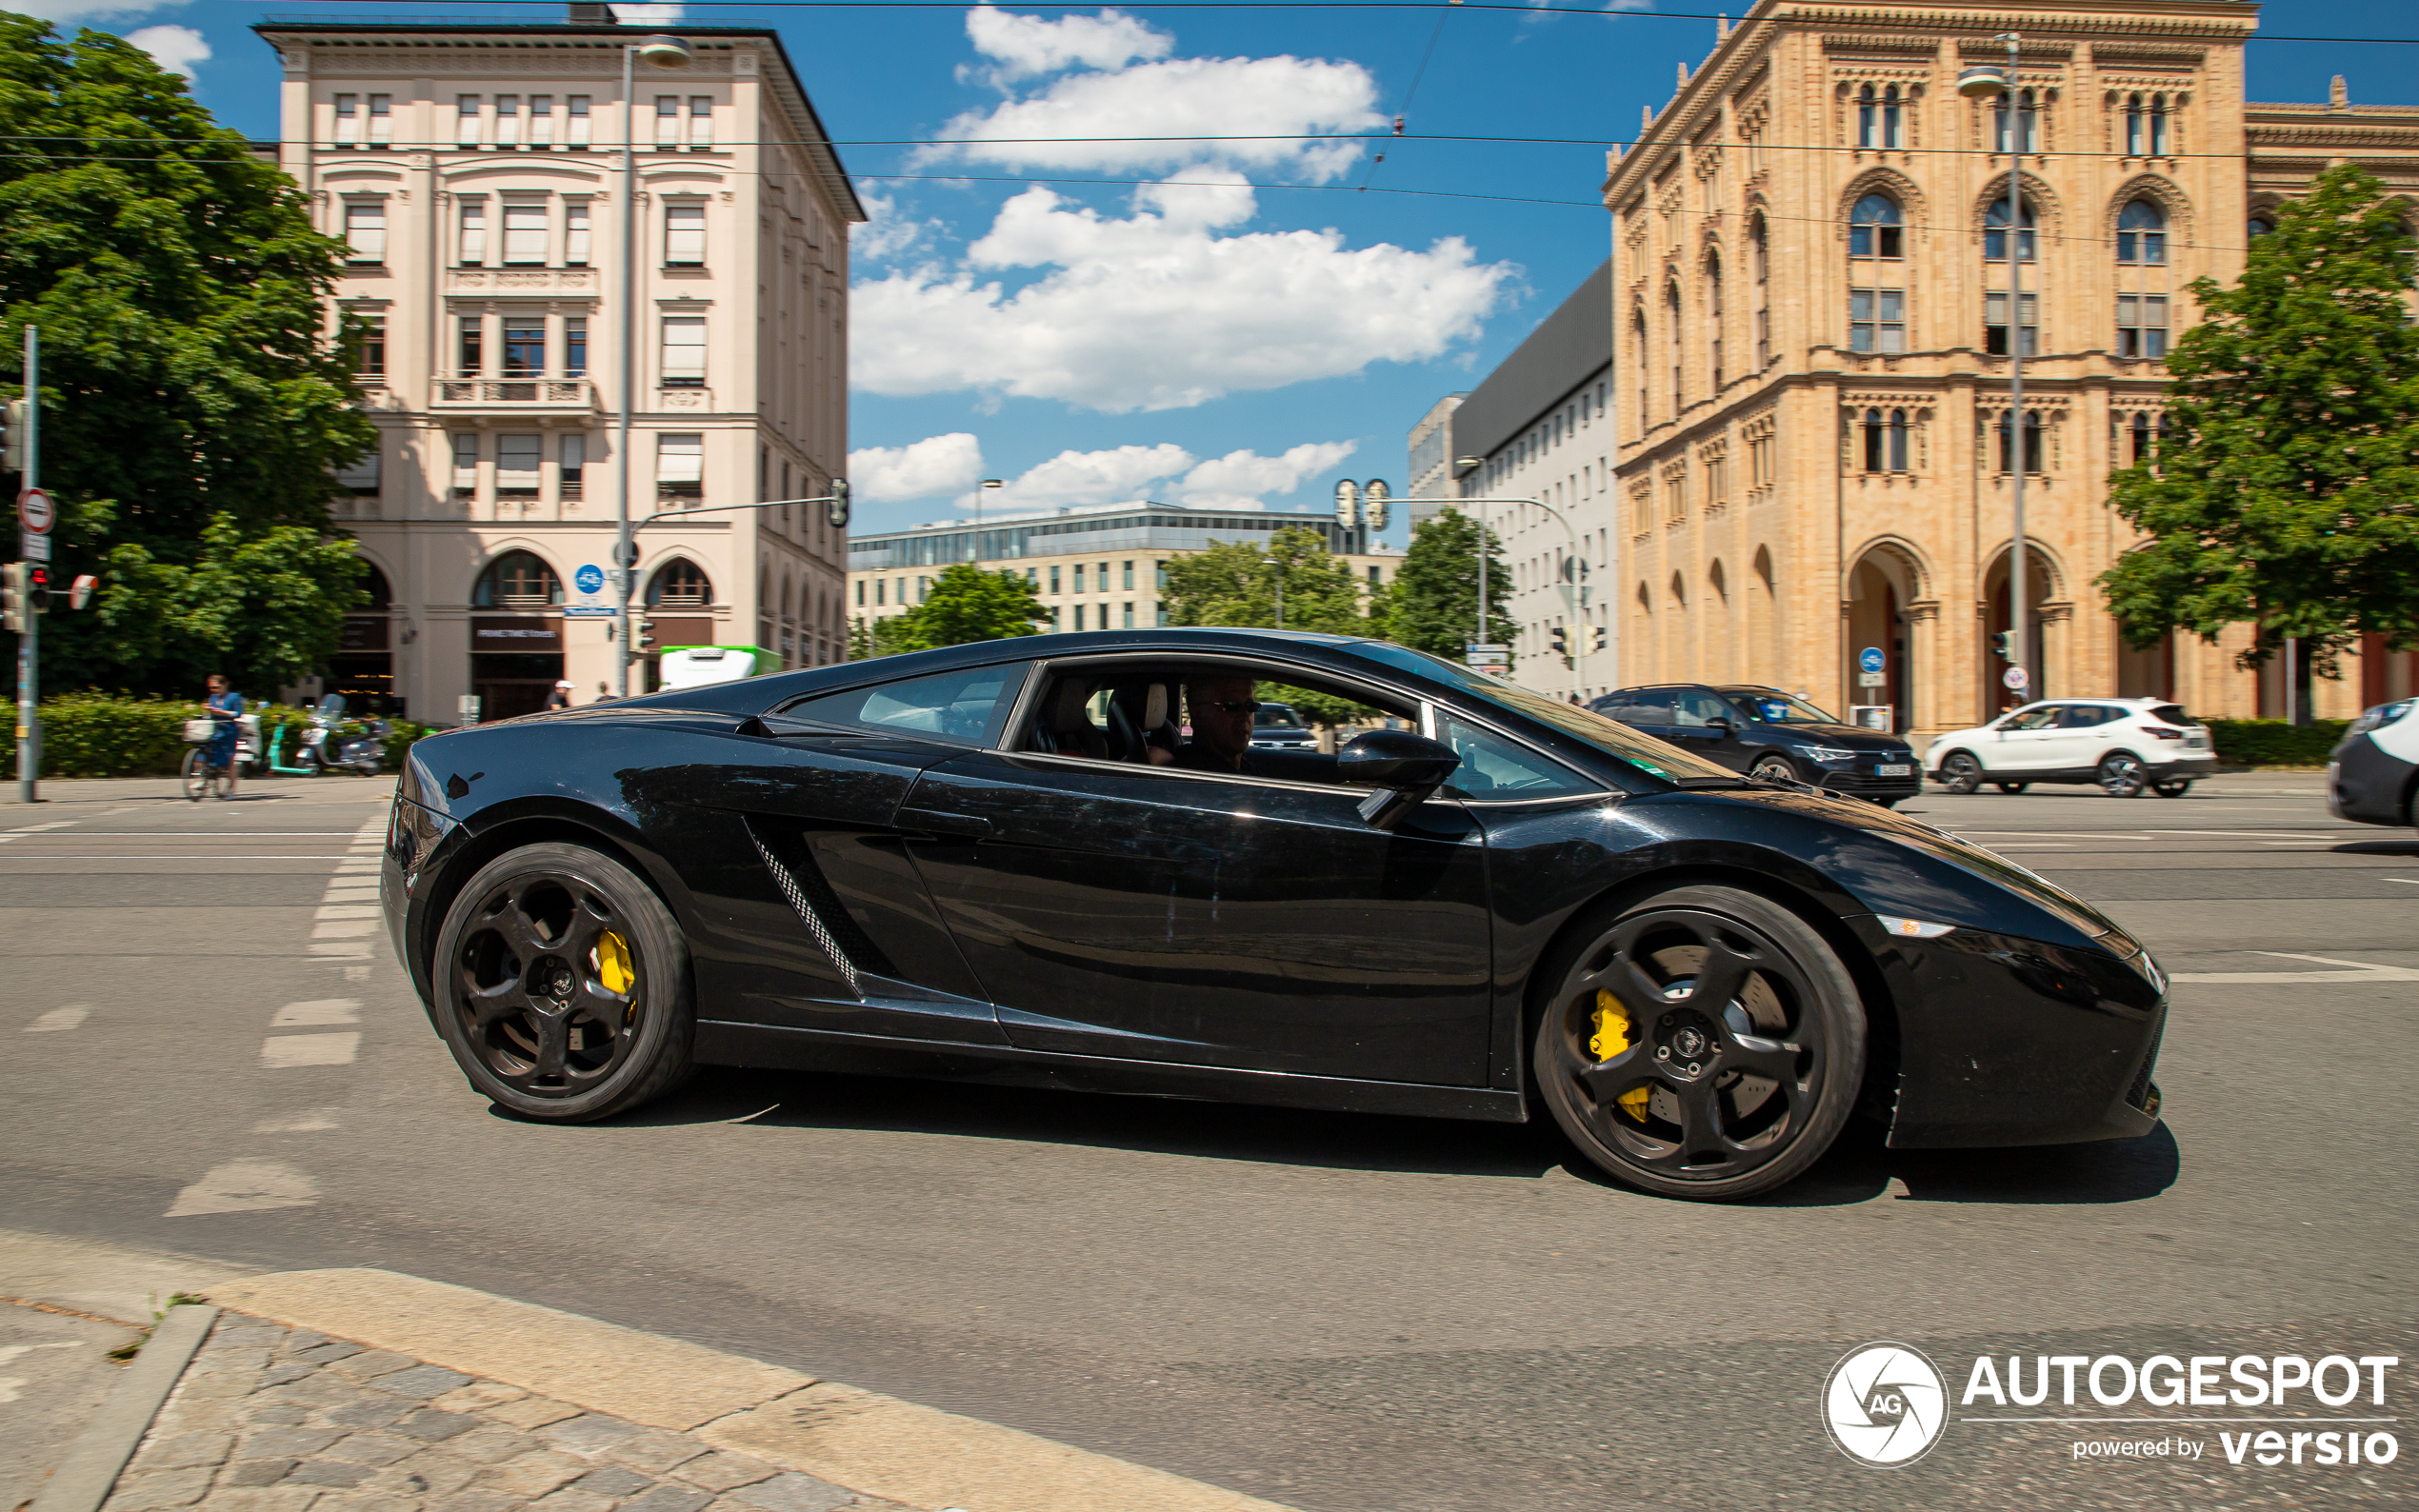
(434, 379), (595, 410)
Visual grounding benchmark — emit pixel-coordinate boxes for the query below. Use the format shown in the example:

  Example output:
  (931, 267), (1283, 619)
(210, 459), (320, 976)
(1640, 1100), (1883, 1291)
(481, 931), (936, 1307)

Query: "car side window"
(1617, 691), (1674, 725)
(2059, 706), (2109, 728)
(1669, 690), (1731, 727)
(1437, 715), (1597, 801)
(784, 665), (1021, 743)
(2006, 706), (2060, 731)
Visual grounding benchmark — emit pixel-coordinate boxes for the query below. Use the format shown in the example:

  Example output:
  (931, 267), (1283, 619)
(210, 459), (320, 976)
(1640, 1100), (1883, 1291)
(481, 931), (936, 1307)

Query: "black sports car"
(381, 629), (2166, 1201)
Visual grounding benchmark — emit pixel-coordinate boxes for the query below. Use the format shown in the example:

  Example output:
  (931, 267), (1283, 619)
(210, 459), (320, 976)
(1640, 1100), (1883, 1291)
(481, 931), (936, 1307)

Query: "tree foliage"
(1386, 510), (1517, 666)
(1160, 526), (1386, 726)
(2099, 165), (2419, 669)
(850, 563), (1051, 656)
(0, 15), (373, 692)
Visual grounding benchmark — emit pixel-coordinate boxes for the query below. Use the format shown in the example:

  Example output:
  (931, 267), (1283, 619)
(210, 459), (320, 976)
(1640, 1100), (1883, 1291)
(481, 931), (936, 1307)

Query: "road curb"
(27, 1303), (219, 1512)
(210, 1266), (1299, 1512)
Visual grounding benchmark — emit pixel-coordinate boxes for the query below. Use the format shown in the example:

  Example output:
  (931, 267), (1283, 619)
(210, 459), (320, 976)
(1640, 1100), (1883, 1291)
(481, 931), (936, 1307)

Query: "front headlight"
(1803, 746), (1862, 764)
(2348, 699), (2416, 738)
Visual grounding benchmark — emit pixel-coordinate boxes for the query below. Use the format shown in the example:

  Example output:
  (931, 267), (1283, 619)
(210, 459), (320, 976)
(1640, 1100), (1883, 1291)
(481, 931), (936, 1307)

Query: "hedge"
(2202, 718), (2349, 768)
(0, 693), (430, 779)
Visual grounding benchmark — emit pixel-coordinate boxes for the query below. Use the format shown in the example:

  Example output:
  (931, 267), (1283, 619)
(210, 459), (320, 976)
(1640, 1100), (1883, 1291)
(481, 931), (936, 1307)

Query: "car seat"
(1107, 683), (1176, 764)
(1030, 679), (1110, 759)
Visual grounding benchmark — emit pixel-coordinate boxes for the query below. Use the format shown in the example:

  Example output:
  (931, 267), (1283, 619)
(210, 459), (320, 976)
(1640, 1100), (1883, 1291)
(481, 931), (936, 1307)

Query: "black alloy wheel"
(1939, 752), (1983, 794)
(2153, 778), (2192, 798)
(1532, 885), (1866, 1201)
(1749, 754), (1804, 786)
(1995, 782), (2029, 794)
(430, 841), (694, 1122)
(2098, 752), (2148, 798)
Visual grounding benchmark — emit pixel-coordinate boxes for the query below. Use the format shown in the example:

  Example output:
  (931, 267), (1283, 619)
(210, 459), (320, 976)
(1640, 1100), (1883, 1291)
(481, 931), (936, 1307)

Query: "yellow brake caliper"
(597, 930), (636, 1019)
(1589, 989), (1652, 1122)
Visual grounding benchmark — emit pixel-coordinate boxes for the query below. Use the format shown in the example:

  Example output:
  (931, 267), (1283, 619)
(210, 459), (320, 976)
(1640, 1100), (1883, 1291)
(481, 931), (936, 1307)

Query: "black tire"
(1530, 885), (1866, 1201)
(2152, 778), (2191, 798)
(1749, 754), (1804, 786)
(2098, 751), (2148, 798)
(297, 747), (323, 779)
(1938, 751), (1982, 794)
(180, 748), (211, 801)
(1995, 782), (2029, 795)
(430, 841), (693, 1123)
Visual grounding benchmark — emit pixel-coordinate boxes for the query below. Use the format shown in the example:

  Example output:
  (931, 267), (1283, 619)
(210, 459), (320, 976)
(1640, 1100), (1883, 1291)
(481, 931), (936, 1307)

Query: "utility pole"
(614, 35), (693, 699)
(1963, 36), (2031, 707)
(16, 325), (38, 805)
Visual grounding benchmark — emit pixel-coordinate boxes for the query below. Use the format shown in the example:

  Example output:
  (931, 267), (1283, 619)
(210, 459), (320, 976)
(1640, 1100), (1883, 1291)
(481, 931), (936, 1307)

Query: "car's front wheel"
(430, 841), (694, 1123)
(2099, 752), (2148, 798)
(1938, 751), (1983, 794)
(1749, 754), (1804, 786)
(1531, 885), (1866, 1201)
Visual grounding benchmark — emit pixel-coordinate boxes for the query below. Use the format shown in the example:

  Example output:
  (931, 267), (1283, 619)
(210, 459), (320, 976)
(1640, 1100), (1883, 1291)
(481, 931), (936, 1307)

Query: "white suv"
(1925, 698), (2216, 797)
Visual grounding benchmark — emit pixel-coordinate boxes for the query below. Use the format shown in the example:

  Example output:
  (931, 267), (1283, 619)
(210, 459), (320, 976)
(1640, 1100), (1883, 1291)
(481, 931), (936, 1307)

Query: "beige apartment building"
(848, 503), (1401, 639)
(1604, 0), (2419, 740)
(258, 16), (861, 721)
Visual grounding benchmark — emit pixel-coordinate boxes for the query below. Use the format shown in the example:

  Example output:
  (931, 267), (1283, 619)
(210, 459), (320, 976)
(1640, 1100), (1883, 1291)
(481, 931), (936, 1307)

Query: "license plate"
(1875, 764), (1911, 777)
(2186, 736), (2209, 747)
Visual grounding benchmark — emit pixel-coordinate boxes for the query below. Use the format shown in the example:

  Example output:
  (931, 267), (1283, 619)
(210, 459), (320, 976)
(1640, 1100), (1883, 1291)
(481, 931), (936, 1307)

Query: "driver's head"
(1186, 675), (1257, 763)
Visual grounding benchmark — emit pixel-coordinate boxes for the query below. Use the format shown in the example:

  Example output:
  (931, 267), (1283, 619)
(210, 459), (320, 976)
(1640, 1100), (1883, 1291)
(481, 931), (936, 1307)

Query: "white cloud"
(1172, 441), (1358, 511)
(853, 193), (941, 267)
(852, 185), (1511, 412)
(966, 6), (1170, 81)
(608, 3), (685, 25)
(923, 53), (1384, 183)
(124, 23), (208, 78)
(23, 1), (187, 26)
(849, 432), (986, 503)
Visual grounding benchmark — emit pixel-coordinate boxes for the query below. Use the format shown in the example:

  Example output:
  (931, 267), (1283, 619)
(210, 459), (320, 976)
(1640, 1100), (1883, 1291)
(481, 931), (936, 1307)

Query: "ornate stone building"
(1604, 0), (2418, 738)
(257, 18), (862, 721)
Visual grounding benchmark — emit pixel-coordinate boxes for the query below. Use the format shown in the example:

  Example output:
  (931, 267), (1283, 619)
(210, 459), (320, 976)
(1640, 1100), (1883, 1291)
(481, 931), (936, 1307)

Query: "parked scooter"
(270, 694), (388, 777)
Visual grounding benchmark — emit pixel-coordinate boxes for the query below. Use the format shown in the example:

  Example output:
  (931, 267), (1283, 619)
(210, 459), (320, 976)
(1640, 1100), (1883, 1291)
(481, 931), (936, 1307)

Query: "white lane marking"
(271, 999), (360, 1026)
(260, 1033), (360, 1067)
(1977, 844), (2074, 850)
(25, 1005), (90, 1032)
(310, 944), (373, 960)
(4, 832), (359, 838)
(310, 921), (376, 940)
(164, 1160), (318, 1217)
(0, 855), (358, 861)
(2172, 952), (2419, 985)
(1953, 831), (2159, 841)
(2389, 879), (2419, 886)
(254, 1109), (340, 1132)
(313, 905), (380, 921)
(0, 822), (77, 840)
(2142, 830), (2346, 840)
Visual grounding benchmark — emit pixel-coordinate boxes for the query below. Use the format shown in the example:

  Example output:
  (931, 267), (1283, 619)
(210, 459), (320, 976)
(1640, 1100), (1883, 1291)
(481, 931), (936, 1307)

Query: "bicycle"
(180, 712), (258, 801)
(180, 746), (231, 801)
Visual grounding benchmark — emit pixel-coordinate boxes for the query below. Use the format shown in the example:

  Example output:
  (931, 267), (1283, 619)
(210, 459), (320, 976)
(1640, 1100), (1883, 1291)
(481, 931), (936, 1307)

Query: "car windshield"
(1254, 703), (1304, 727)
(1348, 642), (1736, 783)
(1727, 690), (1839, 725)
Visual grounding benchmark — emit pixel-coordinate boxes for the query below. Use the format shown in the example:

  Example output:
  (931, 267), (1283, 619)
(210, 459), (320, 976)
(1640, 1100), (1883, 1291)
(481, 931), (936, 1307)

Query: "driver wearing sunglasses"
(1177, 675), (1260, 774)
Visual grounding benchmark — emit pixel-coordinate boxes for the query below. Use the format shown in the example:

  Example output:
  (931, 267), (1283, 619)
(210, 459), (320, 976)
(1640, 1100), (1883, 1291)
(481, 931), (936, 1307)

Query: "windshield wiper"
(1673, 775), (1755, 789)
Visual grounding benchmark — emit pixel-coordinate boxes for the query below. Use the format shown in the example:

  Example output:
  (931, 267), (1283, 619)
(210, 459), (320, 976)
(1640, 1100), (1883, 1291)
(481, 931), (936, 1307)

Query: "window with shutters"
(664, 203), (706, 266)
(567, 95), (591, 149)
(343, 201), (386, 264)
(657, 433), (704, 497)
(660, 317), (706, 386)
(564, 201), (591, 266)
(502, 202), (548, 266)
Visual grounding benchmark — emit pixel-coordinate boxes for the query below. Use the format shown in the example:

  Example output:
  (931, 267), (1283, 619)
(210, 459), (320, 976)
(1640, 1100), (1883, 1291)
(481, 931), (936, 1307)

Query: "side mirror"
(1338, 729), (1459, 831)
(1706, 717), (1733, 735)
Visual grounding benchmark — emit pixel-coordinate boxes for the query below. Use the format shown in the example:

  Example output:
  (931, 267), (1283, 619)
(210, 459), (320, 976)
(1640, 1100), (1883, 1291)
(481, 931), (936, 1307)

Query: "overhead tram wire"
(1355, 0), (1454, 193)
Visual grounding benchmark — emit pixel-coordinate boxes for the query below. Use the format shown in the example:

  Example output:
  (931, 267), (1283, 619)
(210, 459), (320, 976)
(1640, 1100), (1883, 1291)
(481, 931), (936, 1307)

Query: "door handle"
(898, 809), (990, 840)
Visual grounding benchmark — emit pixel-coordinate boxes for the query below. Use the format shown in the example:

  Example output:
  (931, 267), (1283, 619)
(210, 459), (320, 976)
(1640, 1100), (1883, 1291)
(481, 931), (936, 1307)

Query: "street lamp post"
(1961, 35), (2031, 709)
(616, 33), (694, 698)
(975, 478), (1002, 567)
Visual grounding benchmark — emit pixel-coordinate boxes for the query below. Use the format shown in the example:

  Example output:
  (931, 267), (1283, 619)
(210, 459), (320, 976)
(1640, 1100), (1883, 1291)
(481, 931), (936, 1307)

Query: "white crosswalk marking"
(165, 1160), (318, 1217)
(24, 1005), (90, 1032)
(253, 1110), (340, 1132)
(260, 1032), (360, 1067)
(271, 999), (360, 1026)
(313, 905), (380, 921)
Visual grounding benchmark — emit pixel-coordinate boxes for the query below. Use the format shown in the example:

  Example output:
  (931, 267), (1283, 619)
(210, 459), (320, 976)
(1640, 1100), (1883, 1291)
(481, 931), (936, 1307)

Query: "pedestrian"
(202, 673), (244, 798)
(594, 681), (611, 704)
(548, 679), (573, 711)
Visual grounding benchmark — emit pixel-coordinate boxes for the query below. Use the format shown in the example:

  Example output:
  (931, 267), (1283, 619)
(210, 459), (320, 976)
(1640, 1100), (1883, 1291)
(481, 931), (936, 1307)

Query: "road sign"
(18, 488), (53, 534)
(1857, 670), (1886, 687)
(1466, 648), (1509, 667)
(1857, 646), (1885, 674)
(1467, 643), (1509, 654)
(2003, 666), (2030, 691)
(457, 694), (483, 726)
(566, 562), (614, 617)
(21, 532), (49, 563)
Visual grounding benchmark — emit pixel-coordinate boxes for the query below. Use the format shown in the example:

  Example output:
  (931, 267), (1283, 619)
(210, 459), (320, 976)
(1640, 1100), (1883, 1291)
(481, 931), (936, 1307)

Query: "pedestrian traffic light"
(1990, 630), (2014, 660)
(26, 565), (49, 615)
(636, 618), (658, 649)
(1, 563), (24, 633)
(1, 399), (25, 474)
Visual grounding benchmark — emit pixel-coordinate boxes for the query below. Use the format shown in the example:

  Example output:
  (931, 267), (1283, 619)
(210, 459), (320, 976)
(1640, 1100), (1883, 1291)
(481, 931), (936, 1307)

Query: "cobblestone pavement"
(105, 1315), (912, 1512)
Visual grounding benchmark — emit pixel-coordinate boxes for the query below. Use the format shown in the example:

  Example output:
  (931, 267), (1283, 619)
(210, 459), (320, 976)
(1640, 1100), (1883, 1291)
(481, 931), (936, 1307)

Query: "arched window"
(2248, 215), (2274, 239)
(2117, 200), (2167, 265)
(2129, 411), (2152, 467)
(1994, 87), (2040, 153)
(360, 563), (393, 612)
(1857, 84), (1876, 148)
(2125, 93), (2145, 156)
(647, 557), (711, 607)
(1995, 411), (2044, 474)
(1633, 308), (1649, 429)
(1666, 282), (1683, 411)
(1749, 212), (1771, 367)
(1849, 193), (1903, 258)
(2148, 93), (2168, 155)
(1985, 196), (2037, 262)
(473, 550), (560, 608)
(1706, 255), (1725, 388)
(1861, 408), (1910, 473)
(1883, 85), (1904, 149)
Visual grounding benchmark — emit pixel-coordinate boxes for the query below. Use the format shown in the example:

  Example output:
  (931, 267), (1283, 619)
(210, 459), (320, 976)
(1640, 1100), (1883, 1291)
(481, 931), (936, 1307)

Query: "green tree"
(0, 15), (374, 693)
(1160, 526), (1384, 726)
(2099, 164), (2419, 673)
(860, 564), (1051, 655)
(1386, 510), (1517, 666)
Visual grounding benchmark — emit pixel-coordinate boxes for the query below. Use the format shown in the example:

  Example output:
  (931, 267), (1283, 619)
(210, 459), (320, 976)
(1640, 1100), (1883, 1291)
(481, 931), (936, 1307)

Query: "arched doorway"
(1844, 545), (1920, 731)
(330, 562), (399, 716)
(641, 557), (715, 690)
(1981, 549), (2055, 716)
(470, 549), (565, 721)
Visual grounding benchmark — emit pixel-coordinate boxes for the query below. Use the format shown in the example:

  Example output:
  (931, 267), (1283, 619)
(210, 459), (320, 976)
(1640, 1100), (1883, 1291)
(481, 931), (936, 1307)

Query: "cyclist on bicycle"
(203, 674), (244, 798)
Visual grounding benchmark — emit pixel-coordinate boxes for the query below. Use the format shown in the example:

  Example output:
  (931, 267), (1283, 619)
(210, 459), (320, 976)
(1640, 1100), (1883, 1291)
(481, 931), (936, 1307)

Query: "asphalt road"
(4, 771), (2414, 1511)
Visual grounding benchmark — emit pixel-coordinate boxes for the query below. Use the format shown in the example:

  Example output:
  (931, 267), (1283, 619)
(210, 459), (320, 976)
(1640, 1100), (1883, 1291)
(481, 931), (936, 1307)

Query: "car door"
(1664, 687), (1748, 769)
(896, 673), (1496, 1087)
(2048, 705), (2122, 775)
(1609, 688), (1677, 742)
(1987, 704), (2067, 773)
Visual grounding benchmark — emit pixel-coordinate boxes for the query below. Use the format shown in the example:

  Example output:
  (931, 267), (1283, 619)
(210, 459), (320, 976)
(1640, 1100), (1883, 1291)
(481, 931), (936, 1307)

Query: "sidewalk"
(6, 1234), (1296, 1512)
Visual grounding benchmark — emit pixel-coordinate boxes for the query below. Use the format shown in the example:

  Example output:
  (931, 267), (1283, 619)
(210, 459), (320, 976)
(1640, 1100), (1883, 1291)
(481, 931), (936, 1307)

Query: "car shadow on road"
(594, 1064), (1575, 1180)
(1729, 1119), (2181, 1207)
(2334, 839), (2419, 855)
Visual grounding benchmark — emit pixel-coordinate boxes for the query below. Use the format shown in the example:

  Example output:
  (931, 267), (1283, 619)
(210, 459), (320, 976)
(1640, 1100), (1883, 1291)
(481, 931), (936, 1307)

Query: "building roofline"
(250, 20), (866, 222)
(848, 500), (1369, 545)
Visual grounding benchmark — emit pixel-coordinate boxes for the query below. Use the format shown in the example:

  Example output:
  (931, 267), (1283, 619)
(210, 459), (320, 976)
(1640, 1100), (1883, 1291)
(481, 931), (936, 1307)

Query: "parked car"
(383, 629), (2165, 1203)
(1249, 700), (1318, 752)
(659, 645), (772, 690)
(2328, 697), (2418, 827)
(1589, 684), (1920, 806)
(1925, 698), (2214, 797)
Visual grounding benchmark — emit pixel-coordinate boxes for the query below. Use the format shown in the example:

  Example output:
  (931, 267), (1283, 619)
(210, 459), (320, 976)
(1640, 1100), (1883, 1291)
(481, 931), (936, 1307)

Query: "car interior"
(1022, 663), (1405, 786)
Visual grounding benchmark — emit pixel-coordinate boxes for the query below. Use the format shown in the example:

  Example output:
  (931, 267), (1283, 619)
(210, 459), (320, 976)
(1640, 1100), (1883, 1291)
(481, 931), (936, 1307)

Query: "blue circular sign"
(1858, 647), (1886, 674)
(574, 564), (606, 594)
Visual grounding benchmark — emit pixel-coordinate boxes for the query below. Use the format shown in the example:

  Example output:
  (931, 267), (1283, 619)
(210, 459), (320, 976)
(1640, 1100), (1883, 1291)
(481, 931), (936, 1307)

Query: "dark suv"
(1248, 701), (1318, 752)
(1589, 684), (1922, 806)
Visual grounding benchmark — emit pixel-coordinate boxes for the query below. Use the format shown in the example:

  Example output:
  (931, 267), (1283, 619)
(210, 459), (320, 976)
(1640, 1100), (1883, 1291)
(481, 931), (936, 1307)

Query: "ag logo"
(1822, 1343), (1948, 1466)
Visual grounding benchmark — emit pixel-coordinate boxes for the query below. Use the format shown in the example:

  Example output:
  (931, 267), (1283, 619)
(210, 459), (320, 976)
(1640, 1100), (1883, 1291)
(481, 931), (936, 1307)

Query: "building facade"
(1447, 261), (1617, 704)
(1404, 393), (1465, 530)
(848, 503), (1402, 637)
(258, 18), (862, 722)
(1604, 0), (2418, 740)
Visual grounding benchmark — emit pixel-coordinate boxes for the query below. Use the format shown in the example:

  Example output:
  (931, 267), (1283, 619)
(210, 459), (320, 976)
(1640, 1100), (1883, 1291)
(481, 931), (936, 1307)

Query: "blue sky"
(53, 0), (2419, 545)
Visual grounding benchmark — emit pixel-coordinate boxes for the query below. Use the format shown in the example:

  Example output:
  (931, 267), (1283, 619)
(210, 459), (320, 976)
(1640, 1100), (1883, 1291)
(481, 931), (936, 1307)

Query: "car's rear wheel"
(430, 841), (693, 1122)
(1531, 885), (1866, 1201)
(2099, 752), (2148, 798)
(2152, 778), (2191, 798)
(1749, 754), (1803, 785)
(1939, 752), (1983, 794)
(1995, 782), (2029, 795)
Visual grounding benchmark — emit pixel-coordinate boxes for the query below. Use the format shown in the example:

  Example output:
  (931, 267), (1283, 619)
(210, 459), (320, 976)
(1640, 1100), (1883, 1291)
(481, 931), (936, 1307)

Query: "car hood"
(1749, 723), (1911, 752)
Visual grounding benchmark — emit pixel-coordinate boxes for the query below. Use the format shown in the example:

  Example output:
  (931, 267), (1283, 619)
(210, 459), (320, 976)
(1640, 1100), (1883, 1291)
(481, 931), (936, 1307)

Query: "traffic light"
(1591, 626), (1608, 652)
(1990, 630), (2015, 660)
(26, 565), (50, 616)
(1550, 625), (1570, 667)
(1, 399), (25, 474)
(636, 618), (658, 650)
(2, 563), (24, 633)
(827, 477), (851, 528)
